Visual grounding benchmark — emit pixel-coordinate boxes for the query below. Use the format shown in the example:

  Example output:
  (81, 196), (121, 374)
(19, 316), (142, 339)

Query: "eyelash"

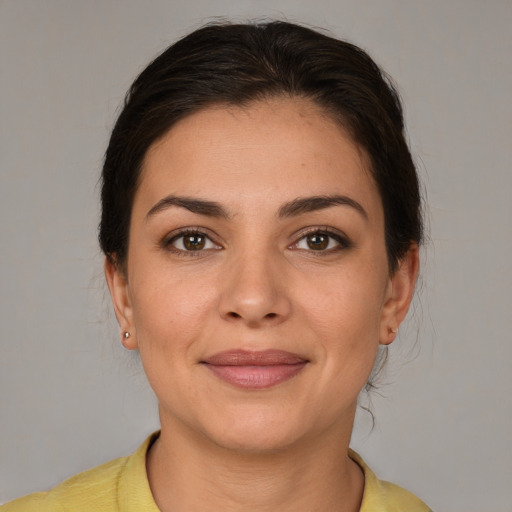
(162, 227), (351, 256)
(290, 227), (351, 254)
(163, 229), (221, 256)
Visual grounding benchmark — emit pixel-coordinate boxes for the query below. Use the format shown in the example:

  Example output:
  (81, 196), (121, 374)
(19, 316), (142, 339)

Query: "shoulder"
(349, 449), (432, 512)
(0, 455), (128, 512)
(1, 433), (159, 512)
(371, 479), (433, 511)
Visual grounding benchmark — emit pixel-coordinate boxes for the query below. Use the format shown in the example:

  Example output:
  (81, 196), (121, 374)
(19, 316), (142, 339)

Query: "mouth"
(201, 349), (309, 389)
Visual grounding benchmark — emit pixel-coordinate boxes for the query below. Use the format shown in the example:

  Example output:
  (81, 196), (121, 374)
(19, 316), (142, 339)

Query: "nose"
(218, 250), (292, 327)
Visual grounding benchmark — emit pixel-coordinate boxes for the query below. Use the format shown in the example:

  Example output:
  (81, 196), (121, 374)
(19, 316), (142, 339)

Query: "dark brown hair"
(99, 21), (423, 271)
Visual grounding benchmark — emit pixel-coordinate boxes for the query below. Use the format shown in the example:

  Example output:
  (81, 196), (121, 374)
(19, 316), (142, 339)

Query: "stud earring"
(390, 327), (398, 334)
(123, 331), (131, 339)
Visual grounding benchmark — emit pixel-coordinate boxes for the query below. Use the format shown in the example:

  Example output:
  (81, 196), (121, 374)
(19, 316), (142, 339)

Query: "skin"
(105, 97), (419, 512)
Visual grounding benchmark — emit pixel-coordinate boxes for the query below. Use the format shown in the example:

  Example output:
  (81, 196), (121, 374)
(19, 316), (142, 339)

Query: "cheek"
(128, 262), (219, 354)
(297, 265), (386, 379)
(127, 272), (215, 404)
(300, 265), (386, 336)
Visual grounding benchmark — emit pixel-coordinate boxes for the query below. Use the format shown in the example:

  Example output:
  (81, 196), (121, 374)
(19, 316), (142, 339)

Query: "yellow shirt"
(2, 433), (431, 511)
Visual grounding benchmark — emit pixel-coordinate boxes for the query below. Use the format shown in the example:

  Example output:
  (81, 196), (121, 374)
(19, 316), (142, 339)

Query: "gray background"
(1, 1), (511, 510)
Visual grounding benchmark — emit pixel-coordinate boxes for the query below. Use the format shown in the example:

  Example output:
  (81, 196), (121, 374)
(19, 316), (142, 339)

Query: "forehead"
(136, 97), (381, 221)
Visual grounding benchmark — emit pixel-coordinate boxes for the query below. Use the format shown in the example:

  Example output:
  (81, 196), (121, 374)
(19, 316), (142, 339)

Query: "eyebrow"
(278, 195), (368, 220)
(146, 195), (229, 220)
(146, 194), (368, 221)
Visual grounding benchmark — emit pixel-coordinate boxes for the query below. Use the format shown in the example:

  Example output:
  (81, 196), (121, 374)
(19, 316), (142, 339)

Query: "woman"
(2, 21), (431, 511)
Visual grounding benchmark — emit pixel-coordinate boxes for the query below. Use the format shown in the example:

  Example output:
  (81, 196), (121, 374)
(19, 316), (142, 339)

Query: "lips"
(201, 349), (308, 389)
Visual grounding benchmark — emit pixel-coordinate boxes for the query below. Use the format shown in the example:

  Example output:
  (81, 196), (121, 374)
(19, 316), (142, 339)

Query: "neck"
(147, 408), (364, 512)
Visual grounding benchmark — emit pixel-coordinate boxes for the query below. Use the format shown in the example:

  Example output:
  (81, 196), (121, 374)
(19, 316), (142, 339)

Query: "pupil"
(307, 234), (328, 250)
(184, 235), (205, 250)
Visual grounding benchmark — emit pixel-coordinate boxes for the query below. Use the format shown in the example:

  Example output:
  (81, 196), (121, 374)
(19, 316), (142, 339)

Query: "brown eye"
(183, 234), (206, 251)
(292, 229), (349, 253)
(167, 230), (220, 253)
(306, 233), (329, 250)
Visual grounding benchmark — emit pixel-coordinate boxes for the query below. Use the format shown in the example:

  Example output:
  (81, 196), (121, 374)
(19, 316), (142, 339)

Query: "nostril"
(226, 311), (278, 320)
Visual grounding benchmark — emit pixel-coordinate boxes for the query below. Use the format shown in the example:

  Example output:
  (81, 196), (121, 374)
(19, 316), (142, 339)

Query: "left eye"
(293, 231), (345, 251)
(169, 232), (219, 252)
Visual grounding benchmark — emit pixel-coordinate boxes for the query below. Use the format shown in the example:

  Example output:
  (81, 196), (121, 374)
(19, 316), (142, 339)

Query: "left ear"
(104, 257), (138, 350)
(379, 243), (420, 345)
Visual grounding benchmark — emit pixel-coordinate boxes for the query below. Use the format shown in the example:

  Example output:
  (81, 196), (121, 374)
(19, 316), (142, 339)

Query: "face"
(106, 97), (418, 453)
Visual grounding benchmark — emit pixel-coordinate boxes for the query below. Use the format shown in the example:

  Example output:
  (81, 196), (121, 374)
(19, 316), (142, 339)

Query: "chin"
(200, 405), (313, 454)
(211, 426), (302, 455)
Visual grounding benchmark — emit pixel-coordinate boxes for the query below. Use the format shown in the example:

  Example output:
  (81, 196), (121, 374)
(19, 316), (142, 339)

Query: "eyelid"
(162, 227), (223, 254)
(289, 226), (351, 251)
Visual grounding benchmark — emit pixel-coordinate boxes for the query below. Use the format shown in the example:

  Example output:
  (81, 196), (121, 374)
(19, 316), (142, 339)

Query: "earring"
(121, 331), (133, 350)
(390, 327), (398, 334)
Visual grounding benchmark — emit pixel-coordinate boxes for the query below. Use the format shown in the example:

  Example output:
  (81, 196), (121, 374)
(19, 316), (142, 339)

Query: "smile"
(201, 349), (308, 389)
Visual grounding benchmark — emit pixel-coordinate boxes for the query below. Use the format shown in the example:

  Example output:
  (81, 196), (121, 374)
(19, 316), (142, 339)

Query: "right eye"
(166, 230), (221, 253)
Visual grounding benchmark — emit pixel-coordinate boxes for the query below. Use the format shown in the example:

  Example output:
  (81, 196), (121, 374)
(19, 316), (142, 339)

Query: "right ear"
(104, 257), (138, 350)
